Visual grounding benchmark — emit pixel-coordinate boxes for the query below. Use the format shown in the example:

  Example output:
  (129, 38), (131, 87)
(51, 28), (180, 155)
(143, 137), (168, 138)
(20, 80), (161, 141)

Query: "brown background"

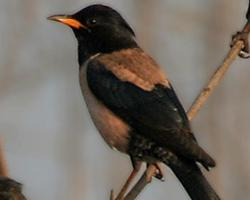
(0, 0), (250, 199)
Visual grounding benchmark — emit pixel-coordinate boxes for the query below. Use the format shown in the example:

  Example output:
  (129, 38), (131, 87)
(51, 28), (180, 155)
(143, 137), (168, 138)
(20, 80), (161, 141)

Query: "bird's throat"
(76, 32), (138, 66)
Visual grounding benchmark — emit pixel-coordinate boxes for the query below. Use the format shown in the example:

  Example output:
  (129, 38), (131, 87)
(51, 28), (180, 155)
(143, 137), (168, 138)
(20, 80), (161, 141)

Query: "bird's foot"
(231, 23), (250, 58)
(146, 162), (165, 183)
(154, 162), (165, 181)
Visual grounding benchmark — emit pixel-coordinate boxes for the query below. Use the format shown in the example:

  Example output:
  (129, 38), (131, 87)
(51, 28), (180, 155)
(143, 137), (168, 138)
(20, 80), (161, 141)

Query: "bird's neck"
(77, 35), (138, 66)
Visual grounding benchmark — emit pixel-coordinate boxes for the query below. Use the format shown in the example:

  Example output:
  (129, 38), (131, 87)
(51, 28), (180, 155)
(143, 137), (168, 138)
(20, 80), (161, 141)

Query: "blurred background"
(0, 0), (250, 199)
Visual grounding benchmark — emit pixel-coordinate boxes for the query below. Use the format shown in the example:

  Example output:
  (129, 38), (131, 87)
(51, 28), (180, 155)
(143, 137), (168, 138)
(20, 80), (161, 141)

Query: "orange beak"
(47, 15), (87, 29)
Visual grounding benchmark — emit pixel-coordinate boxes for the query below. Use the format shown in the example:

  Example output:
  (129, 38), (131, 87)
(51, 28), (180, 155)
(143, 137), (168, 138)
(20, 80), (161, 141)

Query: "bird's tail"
(165, 156), (220, 200)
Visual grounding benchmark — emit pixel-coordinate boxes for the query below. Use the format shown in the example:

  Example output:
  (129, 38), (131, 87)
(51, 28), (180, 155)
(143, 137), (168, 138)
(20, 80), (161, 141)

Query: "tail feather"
(168, 157), (220, 200)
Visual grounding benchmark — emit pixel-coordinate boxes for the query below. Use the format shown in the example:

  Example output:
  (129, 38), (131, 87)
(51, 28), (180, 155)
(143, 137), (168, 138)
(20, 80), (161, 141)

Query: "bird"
(0, 177), (26, 200)
(48, 4), (220, 200)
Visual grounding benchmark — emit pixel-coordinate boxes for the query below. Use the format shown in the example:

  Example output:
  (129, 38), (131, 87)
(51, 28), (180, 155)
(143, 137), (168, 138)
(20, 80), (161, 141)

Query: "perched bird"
(48, 4), (220, 200)
(0, 177), (26, 200)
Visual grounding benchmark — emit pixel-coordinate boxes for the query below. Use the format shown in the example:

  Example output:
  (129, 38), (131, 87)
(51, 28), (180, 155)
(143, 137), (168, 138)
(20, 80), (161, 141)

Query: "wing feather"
(86, 48), (215, 167)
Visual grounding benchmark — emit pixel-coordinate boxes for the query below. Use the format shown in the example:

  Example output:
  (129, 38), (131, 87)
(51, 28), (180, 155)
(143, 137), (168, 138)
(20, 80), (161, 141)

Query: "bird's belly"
(79, 65), (130, 153)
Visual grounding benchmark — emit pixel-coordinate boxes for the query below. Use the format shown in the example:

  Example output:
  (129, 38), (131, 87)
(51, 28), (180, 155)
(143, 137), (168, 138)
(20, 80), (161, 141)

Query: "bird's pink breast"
(79, 58), (130, 153)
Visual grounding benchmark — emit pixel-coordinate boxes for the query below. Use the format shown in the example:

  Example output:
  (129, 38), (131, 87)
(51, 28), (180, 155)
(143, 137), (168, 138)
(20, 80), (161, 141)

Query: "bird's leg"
(146, 162), (165, 183)
(115, 160), (142, 200)
(154, 162), (165, 181)
(231, 22), (250, 58)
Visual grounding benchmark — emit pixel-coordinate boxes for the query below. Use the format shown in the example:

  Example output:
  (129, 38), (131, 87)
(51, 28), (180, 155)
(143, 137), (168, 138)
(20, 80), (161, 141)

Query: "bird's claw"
(231, 31), (250, 58)
(154, 162), (165, 182)
(146, 163), (165, 183)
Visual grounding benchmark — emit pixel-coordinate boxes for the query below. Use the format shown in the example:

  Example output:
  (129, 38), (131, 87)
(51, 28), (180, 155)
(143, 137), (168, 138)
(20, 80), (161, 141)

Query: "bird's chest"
(79, 62), (130, 153)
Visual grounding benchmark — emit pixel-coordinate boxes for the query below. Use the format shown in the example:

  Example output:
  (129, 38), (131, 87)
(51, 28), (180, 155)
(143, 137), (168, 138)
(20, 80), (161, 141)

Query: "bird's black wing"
(86, 49), (215, 167)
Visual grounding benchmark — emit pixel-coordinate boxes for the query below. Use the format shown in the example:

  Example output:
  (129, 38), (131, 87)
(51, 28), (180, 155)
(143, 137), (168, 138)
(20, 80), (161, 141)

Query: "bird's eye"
(87, 18), (97, 26)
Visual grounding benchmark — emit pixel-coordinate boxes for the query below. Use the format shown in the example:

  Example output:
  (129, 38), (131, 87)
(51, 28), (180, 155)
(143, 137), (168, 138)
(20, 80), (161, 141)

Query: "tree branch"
(110, 2), (250, 200)
(187, 40), (244, 120)
(123, 19), (250, 200)
(0, 138), (8, 177)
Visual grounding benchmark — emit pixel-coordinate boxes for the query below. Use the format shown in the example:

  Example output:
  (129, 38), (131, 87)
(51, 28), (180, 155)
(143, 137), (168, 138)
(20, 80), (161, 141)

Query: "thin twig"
(123, 22), (250, 200)
(124, 173), (147, 200)
(0, 138), (9, 177)
(187, 40), (244, 120)
(110, 190), (115, 200)
(188, 23), (249, 119)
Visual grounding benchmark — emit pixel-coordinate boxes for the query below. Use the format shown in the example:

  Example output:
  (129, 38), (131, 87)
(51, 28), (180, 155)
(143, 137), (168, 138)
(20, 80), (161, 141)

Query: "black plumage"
(87, 54), (215, 169)
(48, 4), (220, 199)
(0, 177), (26, 200)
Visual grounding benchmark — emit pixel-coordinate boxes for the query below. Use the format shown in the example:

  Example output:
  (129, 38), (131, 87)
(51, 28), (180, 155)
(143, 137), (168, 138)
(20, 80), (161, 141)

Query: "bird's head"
(48, 4), (138, 61)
